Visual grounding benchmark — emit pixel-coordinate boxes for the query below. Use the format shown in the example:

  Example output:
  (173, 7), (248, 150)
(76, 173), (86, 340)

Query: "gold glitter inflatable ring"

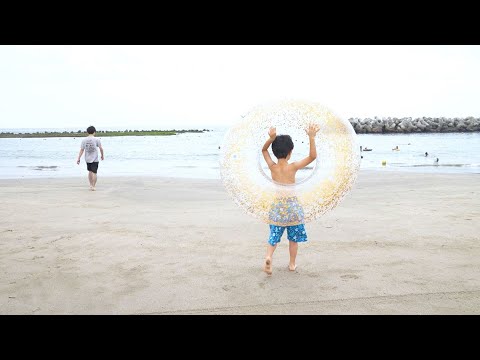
(220, 100), (360, 226)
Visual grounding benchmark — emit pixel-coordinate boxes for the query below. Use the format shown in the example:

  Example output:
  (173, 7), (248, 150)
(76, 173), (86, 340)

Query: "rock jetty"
(348, 117), (480, 133)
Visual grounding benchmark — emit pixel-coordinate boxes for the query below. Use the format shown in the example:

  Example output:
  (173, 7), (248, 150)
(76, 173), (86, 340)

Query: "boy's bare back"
(269, 162), (299, 184)
(262, 124), (320, 185)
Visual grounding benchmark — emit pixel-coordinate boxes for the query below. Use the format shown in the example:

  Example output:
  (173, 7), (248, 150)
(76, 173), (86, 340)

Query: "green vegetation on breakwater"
(0, 129), (210, 138)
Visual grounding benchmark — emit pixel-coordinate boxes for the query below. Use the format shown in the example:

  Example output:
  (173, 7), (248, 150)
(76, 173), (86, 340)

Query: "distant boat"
(363, 148), (372, 151)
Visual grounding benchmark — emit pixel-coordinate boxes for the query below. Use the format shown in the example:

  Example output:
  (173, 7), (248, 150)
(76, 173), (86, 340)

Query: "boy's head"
(272, 135), (294, 159)
(86, 126), (96, 134)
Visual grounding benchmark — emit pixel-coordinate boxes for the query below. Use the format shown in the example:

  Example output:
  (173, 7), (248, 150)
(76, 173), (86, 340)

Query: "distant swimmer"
(435, 158), (439, 163)
(425, 152), (428, 157)
(392, 146), (399, 151)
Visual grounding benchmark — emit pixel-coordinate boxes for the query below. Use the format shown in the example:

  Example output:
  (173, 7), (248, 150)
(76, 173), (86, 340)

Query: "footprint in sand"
(341, 274), (359, 279)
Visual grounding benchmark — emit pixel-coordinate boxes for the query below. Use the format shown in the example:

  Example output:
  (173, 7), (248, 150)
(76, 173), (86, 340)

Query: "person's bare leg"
(288, 241), (298, 271)
(88, 171), (94, 190)
(92, 173), (97, 190)
(264, 244), (276, 275)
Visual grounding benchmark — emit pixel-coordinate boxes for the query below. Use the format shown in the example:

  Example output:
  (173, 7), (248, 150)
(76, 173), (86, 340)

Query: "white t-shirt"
(81, 137), (102, 163)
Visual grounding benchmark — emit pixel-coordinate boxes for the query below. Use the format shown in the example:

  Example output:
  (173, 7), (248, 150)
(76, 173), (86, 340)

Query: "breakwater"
(348, 117), (480, 133)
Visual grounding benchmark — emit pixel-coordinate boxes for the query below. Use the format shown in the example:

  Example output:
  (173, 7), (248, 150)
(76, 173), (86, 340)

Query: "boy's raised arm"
(293, 124), (320, 170)
(262, 127), (277, 168)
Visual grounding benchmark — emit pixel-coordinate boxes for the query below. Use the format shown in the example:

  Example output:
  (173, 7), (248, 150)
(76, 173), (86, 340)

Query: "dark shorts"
(86, 162), (99, 173)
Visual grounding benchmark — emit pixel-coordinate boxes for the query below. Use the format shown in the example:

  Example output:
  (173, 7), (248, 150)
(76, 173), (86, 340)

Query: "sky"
(1, 45), (479, 130)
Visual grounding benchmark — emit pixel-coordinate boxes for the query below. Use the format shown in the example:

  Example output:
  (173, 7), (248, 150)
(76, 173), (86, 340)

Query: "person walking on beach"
(76, 126), (104, 191)
(261, 124), (320, 275)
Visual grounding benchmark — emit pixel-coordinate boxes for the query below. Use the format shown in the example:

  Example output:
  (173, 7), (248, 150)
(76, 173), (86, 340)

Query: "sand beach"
(1, 170), (479, 314)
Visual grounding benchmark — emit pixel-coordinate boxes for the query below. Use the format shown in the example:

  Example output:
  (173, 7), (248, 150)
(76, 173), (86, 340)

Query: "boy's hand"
(306, 123), (320, 137)
(101, 155), (104, 161)
(268, 127), (277, 140)
(76, 158), (80, 165)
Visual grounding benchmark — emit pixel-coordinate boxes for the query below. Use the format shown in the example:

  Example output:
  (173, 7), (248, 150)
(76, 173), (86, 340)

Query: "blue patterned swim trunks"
(268, 196), (305, 225)
(268, 224), (308, 246)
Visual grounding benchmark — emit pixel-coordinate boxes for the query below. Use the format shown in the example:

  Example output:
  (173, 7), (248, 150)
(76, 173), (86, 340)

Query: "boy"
(261, 124), (320, 275)
(76, 126), (104, 191)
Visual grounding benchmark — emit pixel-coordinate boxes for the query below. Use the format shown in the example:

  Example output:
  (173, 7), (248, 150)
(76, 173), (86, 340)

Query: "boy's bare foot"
(92, 187), (96, 191)
(89, 186), (94, 191)
(288, 264), (297, 271)
(264, 257), (272, 275)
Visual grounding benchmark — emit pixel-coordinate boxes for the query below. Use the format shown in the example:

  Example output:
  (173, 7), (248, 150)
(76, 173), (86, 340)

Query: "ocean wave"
(409, 164), (466, 167)
(17, 165), (59, 171)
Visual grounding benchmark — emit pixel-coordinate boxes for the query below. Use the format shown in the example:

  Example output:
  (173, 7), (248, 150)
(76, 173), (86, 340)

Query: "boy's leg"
(286, 224), (307, 271)
(265, 225), (285, 275)
(264, 244), (277, 275)
(91, 162), (99, 190)
(88, 171), (94, 189)
(288, 241), (298, 271)
(92, 173), (97, 189)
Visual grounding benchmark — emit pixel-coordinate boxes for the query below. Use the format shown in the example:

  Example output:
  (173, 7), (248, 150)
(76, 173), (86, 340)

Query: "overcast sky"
(1, 45), (479, 129)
